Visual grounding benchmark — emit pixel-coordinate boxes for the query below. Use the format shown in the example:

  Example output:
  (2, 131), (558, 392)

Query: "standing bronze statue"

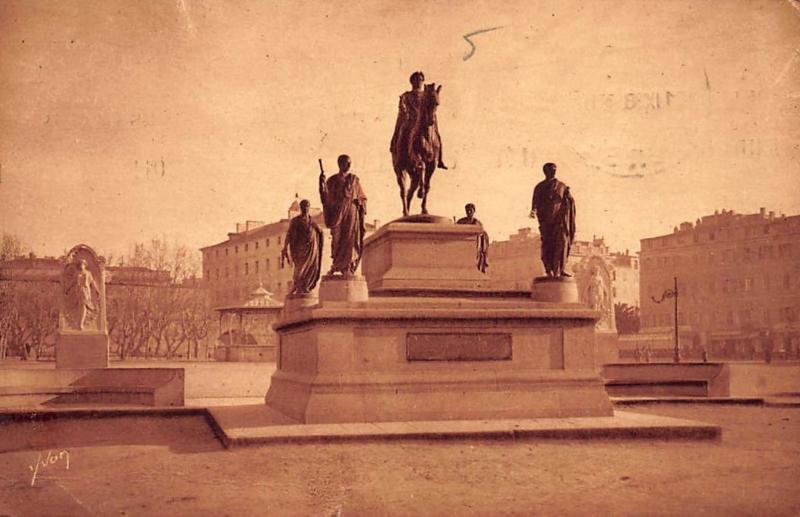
(390, 71), (447, 216)
(529, 162), (575, 277)
(456, 203), (489, 274)
(281, 199), (324, 294)
(319, 155), (367, 276)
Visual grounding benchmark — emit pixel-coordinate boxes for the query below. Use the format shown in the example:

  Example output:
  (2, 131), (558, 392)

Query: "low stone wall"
(602, 363), (730, 397)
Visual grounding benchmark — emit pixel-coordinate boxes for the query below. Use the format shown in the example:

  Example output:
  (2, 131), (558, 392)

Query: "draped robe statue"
(530, 163), (576, 277)
(456, 203), (489, 274)
(281, 200), (323, 294)
(319, 155), (367, 276)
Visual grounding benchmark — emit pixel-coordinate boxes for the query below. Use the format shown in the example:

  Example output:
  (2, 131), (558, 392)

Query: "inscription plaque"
(406, 333), (512, 361)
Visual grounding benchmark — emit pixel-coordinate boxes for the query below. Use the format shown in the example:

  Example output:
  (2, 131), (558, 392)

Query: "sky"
(1, 0), (799, 260)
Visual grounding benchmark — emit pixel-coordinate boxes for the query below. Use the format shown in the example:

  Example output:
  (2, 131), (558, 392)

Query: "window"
(245, 262), (249, 275)
(225, 267), (229, 278)
(255, 241), (260, 250)
(225, 248), (229, 256)
(216, 249), (219, 257)
(278, 236), (282, 245)
(235, 246), (239, 254)
(205, 269), (210, 280)
(245, 243), (249, 252)
(266, 238), (270, 248)
(216, 269), (220, 280)
(266, 258), (270, 269)
(744, 278), (753, 292)
(255, 260), (259, 274)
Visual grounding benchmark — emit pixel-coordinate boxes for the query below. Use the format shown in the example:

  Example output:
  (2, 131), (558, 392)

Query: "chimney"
(235, 223), (244, 233)
(373, 219), (380, 229)
(759, 207), (766, 217)
(245, 220), (264, 231)
(769, 211), (775, 220)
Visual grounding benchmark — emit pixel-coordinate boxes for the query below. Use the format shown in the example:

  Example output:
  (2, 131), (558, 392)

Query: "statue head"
(543, 162), (557, 179)
(78, 259), (88, 271)
(464, 203), (476, 218)
(337, 154), (351, 174)
(299, 199), (311, 215)
(409, 71), (425, 89)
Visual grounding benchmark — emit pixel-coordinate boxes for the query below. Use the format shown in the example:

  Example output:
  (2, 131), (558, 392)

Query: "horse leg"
(421, 164), (435, 214)
(407, 171), (420, 214)
(395, 169), (409, 217)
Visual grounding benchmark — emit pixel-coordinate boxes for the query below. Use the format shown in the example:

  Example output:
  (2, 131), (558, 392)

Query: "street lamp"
(651, 276), (680, 363)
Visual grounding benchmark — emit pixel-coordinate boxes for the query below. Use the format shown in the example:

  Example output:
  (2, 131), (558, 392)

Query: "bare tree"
(106, 237), (207, 360)
(0, 233), (28, 262)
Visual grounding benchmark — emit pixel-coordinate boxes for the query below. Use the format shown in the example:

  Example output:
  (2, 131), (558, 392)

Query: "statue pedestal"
(362, 219), (492, 296)
(319, 275), (369, 303)
(266, 298), (612, 423)
(55, 331), (109, 369)
(264, 216), (612, 424)
(283, 293), (318, 314)
(531, 276), (580, 303)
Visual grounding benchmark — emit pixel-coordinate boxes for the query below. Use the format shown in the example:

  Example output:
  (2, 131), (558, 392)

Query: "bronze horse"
(391, 83), (443, 216)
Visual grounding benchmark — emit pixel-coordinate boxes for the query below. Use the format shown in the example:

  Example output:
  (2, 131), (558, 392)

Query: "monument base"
(531, 276), (580, 303)
(318, 275), (369, 302)
(55, 332), (109, 369)
(265, 296), (613, 424)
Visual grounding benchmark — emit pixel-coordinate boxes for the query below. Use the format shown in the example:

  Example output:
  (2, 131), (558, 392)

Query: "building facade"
(0, 255), (171, 286)
(639, 208), (800, 360)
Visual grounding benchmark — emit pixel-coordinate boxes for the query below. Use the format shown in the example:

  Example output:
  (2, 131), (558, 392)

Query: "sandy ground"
(1, 404), (798, 517)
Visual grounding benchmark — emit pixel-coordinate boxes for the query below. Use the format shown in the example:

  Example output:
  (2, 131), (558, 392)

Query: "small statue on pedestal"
(530, 162), (575, 277)
(456, 203), (489, 274)
(281, 199), (324, 295)
(318, 155), (367, 276)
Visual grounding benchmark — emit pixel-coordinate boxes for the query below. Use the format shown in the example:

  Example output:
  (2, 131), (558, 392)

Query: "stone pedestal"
(531, 276), (580, 303)
(283, 293), (319, 313)
(55, 332), (109, 369)
(362, 219), (492, 296)
(318, 275), (369, 302)
(266, 298), (612, 423)
(264, 215), (612, 424)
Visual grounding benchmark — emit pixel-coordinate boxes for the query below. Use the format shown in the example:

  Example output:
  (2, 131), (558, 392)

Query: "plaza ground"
(0, 404), (798, 516)
(1, 361), (799, 516)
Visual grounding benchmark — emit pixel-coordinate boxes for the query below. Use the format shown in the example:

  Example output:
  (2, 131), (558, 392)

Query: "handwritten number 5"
(463, 26), (505, 61)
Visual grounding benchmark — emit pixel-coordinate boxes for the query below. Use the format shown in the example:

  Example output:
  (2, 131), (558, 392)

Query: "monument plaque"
(406, 333), (512, 361)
